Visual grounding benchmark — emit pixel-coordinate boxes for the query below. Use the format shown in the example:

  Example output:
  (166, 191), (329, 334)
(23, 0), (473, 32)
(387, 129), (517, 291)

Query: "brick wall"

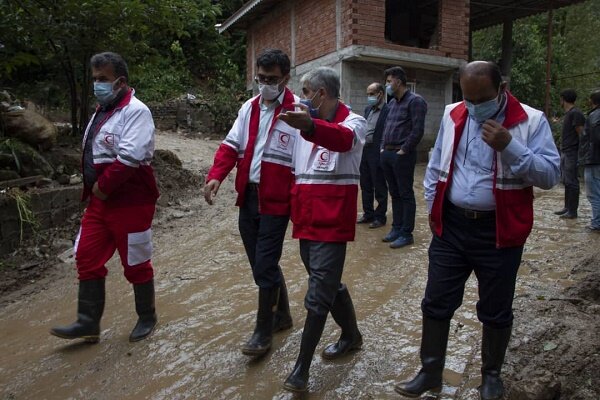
(246, 2), (293, 85)
(345, 0), (469, 60)
(294, 0), (337, 65)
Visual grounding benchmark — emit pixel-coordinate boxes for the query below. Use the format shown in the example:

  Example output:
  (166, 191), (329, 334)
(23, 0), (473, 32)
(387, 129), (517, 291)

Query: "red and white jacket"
(82, 89), (159, 207)
(291, 103), (366, 242)
(206, 88), (299, 215)
(430, 92), (555, 248)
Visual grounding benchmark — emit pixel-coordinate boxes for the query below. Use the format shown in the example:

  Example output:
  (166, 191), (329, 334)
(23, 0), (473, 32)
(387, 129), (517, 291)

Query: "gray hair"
(90, 52), (129, 81)
(300, 67), (340, 98)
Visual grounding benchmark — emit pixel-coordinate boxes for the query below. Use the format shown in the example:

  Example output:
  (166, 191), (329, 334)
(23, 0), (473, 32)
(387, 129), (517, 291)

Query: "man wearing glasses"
(204, 49), (299, 357)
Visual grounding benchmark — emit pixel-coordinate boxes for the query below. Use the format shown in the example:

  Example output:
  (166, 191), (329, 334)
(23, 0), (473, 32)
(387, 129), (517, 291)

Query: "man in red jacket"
(278, 66), (366, 393)
(51, 52), (159, 343)
(395, 61), (559, 400)
(204, 49), (298, 356)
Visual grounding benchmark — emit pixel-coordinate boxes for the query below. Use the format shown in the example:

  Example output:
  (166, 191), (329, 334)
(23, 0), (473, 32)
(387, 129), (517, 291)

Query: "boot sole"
(50, 330), (99, 343)
(283, 382), (308, 393)
(241, 345), (271, 356)
(394, 385), (441, 398)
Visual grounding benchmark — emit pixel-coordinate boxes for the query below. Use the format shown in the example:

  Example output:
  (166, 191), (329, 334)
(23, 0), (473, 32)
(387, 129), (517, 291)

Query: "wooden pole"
(544, 6), (554, 117)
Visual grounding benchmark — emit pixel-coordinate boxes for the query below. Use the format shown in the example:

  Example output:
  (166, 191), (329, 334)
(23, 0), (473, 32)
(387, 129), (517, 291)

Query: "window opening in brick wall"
(385, 0), (439, 49)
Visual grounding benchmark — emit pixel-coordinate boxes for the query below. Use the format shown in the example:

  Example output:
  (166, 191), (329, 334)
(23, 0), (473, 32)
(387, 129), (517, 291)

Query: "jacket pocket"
(310, 191), (346, 227)
(127, 228), (153, 266)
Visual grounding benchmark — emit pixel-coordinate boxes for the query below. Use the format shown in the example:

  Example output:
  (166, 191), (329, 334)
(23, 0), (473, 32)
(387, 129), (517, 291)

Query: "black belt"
(247, 183), (259, 191)
(384, 144), (403, 150)
(447, 201), (495, 220)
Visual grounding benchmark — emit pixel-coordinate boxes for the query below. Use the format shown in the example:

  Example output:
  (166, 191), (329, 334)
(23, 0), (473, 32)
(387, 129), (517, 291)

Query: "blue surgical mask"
(385, 84), (394, 96)
(367, 96), (379, 107)
(93, 78), (121, 105)
(300, 91), (321, 119)
(465, 95), (500, 123)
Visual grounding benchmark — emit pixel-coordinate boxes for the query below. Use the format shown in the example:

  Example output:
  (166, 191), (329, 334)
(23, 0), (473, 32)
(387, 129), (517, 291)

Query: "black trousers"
(421, 201), (524, 329)
(381, 149), (417, 236)
(238, 186), (289, 288)
(299, 240), (347, 316)
(561, 150), (580, 192)
(359, 146), (388, 223)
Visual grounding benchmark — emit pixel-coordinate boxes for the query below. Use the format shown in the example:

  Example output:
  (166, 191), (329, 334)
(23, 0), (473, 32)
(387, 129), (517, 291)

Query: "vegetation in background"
(6, 188), (39, 242)
(0, 0), (246, 136)
(472, 0), (600, 120)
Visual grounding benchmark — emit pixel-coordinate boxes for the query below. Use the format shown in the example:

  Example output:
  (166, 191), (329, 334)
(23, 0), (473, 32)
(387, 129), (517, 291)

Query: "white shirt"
(249, 90), (284, 183)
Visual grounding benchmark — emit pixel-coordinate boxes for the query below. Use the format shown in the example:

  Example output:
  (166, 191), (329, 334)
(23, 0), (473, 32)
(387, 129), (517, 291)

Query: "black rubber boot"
(241, 287), (278, 356)
(479, 324), (512, 400)
(283, 312), (328, 393)
(129, 279), (158, 342)
(50, 279), (105, 343)
(321, 284), (363, 360)
(560, 187), (579, 219)
(273, 273), (293, 333)
(394, 317), (451, 398)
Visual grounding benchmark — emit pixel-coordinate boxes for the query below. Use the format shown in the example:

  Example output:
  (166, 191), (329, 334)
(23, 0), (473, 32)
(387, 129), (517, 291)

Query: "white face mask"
(259, 83), (282, 101)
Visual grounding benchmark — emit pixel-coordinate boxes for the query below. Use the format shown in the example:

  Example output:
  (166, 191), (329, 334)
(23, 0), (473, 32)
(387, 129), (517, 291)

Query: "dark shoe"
(382, 229), (401, 242)
(559, 212), (577, 219)
(357, 215), (374, 224)
(479, 324), (512, 400)
(368, 220), (385, 229)
(129, 280), (158, 342)
(390, 235), (414, 249)
(283, 312), (327, 393)
(394, 317), (450, 398)
(50, 279), (105, 343)
(586, 225), (600, 232)
(553, 208), (568, 215)
(273, 277), (293, 333)
(321, 284), (363, 360)
(242, 287), (278, 356)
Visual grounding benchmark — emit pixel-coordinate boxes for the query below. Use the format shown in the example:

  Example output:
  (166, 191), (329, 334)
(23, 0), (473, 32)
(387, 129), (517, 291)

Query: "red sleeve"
(301, 119), (354, 152)
(97, 160), (136, 196)
(206, 143), (238, 182)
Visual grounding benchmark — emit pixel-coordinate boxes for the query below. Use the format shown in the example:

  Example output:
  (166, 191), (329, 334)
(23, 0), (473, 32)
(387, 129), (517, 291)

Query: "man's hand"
(277, 103), (314, 132)
(481, 119), (512, 151)
(92, 182), (108, 200)
(204, 179), (221, 205)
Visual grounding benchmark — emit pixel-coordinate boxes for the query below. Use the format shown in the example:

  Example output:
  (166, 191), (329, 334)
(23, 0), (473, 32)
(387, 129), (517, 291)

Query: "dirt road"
(1, 131), (598, 399)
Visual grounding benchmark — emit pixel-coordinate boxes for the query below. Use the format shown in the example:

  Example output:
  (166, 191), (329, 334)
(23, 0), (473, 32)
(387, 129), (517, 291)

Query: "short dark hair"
(90, 52), (129, 81)
(560, 89), (577, 103)
(590, 89), (600, 106)
(459, 61), (502, 89)
(384, 66), (407, 85)
(256, 49), (291, 76)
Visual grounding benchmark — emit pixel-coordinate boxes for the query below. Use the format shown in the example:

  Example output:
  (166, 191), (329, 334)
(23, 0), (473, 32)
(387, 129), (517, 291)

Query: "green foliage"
(472, 0), (600, 119)
(6, 188), (39, 243)
(0, 0), (247, 135)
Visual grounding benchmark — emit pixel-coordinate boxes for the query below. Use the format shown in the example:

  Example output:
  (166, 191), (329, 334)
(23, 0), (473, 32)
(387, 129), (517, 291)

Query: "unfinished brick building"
(220, 0), (582, 156)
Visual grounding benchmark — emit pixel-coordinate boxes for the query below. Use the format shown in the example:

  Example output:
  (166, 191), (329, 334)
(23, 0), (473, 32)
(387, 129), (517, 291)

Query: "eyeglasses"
(255, 75), (283, 85)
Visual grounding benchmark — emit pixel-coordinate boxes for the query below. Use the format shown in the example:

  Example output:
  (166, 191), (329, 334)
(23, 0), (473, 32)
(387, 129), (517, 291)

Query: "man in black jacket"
(580, 88), (600, 231)
(357, 82), (389, 228)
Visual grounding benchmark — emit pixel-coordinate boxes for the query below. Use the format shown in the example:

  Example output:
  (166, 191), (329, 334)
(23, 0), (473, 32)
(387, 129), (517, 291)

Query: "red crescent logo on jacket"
(104, 134), (114, 147)
(319, 150), (330, 162)
(278, 132), (290, 149)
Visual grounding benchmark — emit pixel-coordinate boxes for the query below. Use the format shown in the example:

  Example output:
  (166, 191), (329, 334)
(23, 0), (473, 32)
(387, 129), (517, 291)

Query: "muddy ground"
(0, 130), (598, 400)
